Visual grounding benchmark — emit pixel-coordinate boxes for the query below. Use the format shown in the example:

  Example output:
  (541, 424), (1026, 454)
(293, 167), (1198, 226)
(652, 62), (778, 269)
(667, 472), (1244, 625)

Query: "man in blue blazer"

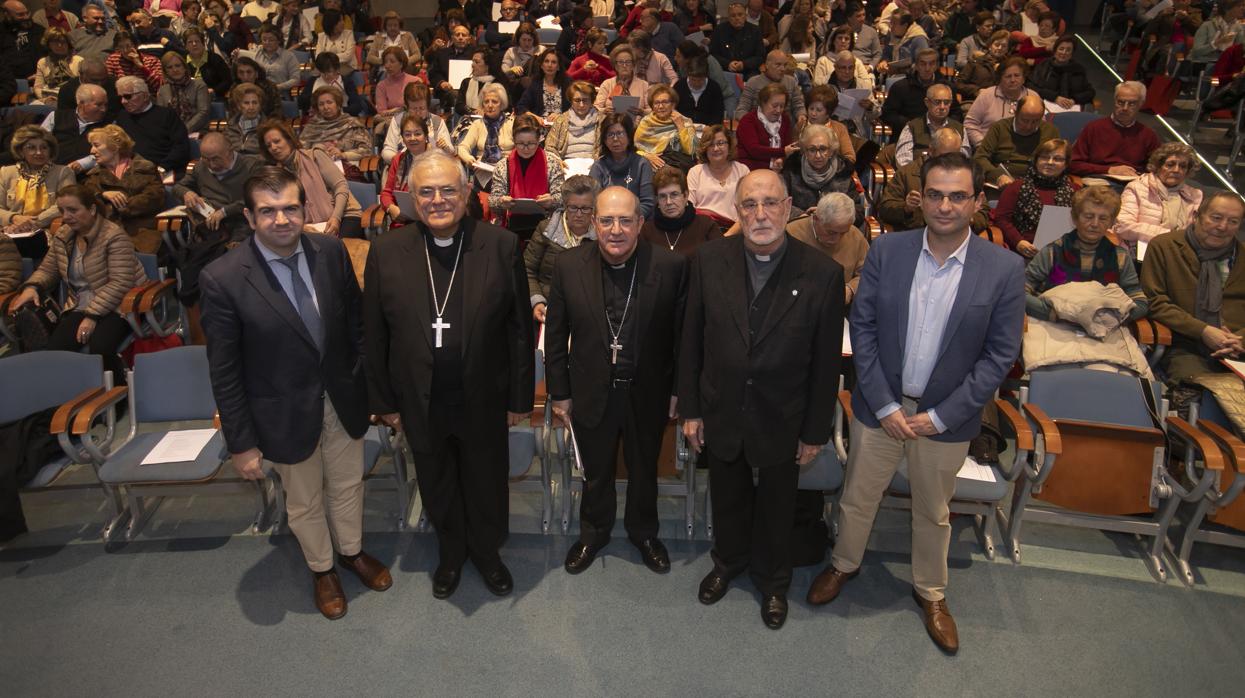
(806, 153), (1024, 653)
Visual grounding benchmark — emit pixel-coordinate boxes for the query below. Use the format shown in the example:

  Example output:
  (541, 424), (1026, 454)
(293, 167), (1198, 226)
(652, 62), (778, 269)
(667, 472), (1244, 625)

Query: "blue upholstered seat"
(98, 431), (227, 484)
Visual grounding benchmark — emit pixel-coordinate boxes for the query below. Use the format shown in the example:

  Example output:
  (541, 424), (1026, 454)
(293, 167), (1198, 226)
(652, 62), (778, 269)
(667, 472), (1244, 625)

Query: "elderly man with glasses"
(113, 74), (190, 177)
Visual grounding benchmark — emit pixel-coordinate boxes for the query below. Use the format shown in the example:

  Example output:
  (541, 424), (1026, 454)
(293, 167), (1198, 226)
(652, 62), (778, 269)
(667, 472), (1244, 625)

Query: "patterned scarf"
(164, 74), (198, 126)
(45, 58), (75, 91)
(483, 114), (505, 163)
(14, 163), (50, 217)
(1047, 230), (1120, 287)
(1185, 225), (1236, 327)
(1014, 170), (1075, 238)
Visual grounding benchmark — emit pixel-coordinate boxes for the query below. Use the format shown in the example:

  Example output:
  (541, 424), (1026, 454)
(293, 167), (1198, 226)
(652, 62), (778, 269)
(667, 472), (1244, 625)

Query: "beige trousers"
(832, 399), (969, 601)
(270, 400), (365, 573)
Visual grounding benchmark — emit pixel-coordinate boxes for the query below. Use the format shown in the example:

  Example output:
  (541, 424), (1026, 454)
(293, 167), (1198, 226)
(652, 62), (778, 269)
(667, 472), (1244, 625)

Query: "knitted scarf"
(634, 113), (687, 155)
(1047, 230), (1120, 287)
(758, 109), (782, 147)
(483, 114), (505, 163)
(800, 151), (840, 189)
(654, 202), (696, 232)
(1014, 170), (1075, 238)
(1185, 225), (1236, 327)
(164, 74), (198, 126)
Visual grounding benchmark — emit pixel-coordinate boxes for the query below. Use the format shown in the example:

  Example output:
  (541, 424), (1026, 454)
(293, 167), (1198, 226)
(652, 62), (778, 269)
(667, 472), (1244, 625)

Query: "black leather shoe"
(564, 541), (602, 574)
(432, 565), (461, 599)
(632, 537), (670, 573)
(482, 563), (514, 596)
(698, 570), (730, 605)
(761, 595), (788, 629)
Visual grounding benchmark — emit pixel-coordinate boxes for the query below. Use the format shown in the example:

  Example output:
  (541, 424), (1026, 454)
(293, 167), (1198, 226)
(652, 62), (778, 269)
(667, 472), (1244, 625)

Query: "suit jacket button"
(746, 379), (753, 386)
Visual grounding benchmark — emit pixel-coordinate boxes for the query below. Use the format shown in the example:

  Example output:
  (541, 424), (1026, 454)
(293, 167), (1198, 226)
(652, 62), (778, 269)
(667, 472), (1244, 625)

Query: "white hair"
(799, 123), (839, 151)
(1116, 80), (1146, 102)
(115, 75), (150, 96)
(815, 192), (855, 226)
(406, 149), (469, 191)
(480, 82), (509, 111)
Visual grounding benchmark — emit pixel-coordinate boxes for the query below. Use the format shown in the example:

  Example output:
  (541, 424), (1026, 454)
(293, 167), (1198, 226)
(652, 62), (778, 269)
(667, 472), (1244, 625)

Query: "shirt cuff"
(875, 402), (901, 421)
(531, 294), (546, 308)
(927, 408), (947, 434)
(75, 155), (96, 170)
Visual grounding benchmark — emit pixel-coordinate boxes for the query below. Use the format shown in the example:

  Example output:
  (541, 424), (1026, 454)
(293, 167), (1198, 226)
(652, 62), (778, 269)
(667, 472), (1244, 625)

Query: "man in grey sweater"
(733, 50), (807, 130)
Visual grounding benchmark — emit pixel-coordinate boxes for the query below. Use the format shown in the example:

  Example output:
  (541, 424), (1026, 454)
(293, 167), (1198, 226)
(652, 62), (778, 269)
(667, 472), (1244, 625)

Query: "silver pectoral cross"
(610, 340), (622, 365)
(432, 316), (450, 348)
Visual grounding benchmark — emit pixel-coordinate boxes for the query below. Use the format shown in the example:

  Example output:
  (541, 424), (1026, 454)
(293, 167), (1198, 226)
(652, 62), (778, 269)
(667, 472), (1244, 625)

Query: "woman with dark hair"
(641, 166), (721, 257)
(232, 56), (282, 117)
(1027, 36), (1095, 110)
(313, 9), (358, 78)
(687, 124), (750, 228)
(1016, 11), (1061, 63)
(456, 46), (501, 116)
(782, 15), (818, 57)
(257, 120), (363, 238)
(380, 113), (429, 227)
(157, 51), (210, 135)
(183, 26), (233, 97)
(254, 24), (302, 93)
(489, 113), (565, 240)
(992, 138), (1081, 257)
(567, 29), (615, 87)
(201, 0), (253, 55)
(272, 0), (312, 49)
(736, 83), (797, 171)
(517, 48), (571, 121)
(503, 23), (541, 80)
(590, 113), (655, 218)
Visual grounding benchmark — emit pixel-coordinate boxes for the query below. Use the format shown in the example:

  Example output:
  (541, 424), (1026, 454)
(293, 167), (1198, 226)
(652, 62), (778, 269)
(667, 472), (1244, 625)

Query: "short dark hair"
(244, 165), (305, 210)
(314, 51), (341, 73)
(320, 10), (343, 34)
(920, 152), (984, 196)
(55, 184), (98, 211)
(597, 113), (636, 155)
(686, 55), (709, 78)
(652, 166), (688, 194)
(677, 39), (705, 58)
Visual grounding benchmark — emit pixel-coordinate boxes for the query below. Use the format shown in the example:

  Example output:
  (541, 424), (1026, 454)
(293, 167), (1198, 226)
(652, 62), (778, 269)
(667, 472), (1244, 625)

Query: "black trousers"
(46, 311), (131, 385)
(708, 451), (798, 597)
(412, 403), (509, 573)
(572, 383), (663, 547)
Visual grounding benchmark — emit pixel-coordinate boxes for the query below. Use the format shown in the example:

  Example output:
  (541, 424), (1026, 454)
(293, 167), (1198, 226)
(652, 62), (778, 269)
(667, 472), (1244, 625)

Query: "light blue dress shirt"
(873, 229), (971, 433)
(255, 238), (320, 315)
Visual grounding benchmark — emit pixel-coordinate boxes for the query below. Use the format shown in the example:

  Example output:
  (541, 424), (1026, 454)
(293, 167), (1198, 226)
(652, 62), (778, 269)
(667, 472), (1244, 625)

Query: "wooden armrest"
(70, 386), (129, 435)
(136, 279), (177, 313)
(1167, 416), (1225, 471)
(864, 216), (884, 240)
(11, 92), (29, 105)
(995, 399), (1033, 451)
(362, 203), (387, 229)
(980, 226), (1008, 248)
(1151, 320), (1172, 345)
(359, 155), (380, 174)
(51, 387), (106, 434)
(1197, 420), (1245, 473)
(837, 390), (853, 422)
(157, 216), (185, 232)
(119, 283), (153, 314)
(1022, 402), (1062, 454)
(213, 412), (222, 430)
(208, 120), (227, 131)
(1130, 317), (1154, 344)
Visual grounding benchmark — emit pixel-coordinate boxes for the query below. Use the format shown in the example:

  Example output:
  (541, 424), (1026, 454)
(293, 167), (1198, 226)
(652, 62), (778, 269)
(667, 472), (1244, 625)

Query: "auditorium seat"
(1050, 111), (1098, 143)
(1174, 394), (1245, 586)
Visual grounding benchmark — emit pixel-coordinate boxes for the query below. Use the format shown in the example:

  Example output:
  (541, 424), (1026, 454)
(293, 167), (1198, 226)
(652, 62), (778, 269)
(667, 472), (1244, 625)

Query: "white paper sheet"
(957, 456), (999, 483)
(1032, 205), (1073, 251)
(842, 319), (852, 356)
(1043, 100), (1081, 114)
(1142, 0), (1171, 21)
(472, 161), (497, 174)
(833, 88), (870, 122)
(563, 157), (595, 178)
(538, 15), (560, 29)
(686, 31), (706, 45)
(302, 7), (319, 25)
(612, 95), (640, 113)
(306, 221), (328, 233)
(141, 429), (217, 465)
(1136, 239), (1148, 262)
(498, 20), (520, 33)
(792, 53), (811, 64)
(1224, 359), (1245, 380)
(492, 2), (502, 21)
(3, 228), (43, 239)
(448, 59), (473, 90)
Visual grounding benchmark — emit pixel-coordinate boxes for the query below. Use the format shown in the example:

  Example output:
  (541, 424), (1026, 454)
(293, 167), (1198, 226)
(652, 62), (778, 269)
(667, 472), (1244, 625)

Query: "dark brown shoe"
(806, 566), (858, 606)
(313, 571), (347, 620)
(338, 551), (393, 591)
(912, 589), (959, 654)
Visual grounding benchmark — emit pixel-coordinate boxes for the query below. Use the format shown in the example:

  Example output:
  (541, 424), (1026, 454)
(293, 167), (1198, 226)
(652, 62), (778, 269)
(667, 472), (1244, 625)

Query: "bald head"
(929, 127), (963, 157)
(3, 0), (29, 22)
(1014, 93), (1046, 136)
(597, 185), (642, 219)
(763, 50), (788, 80)
(595, 186), (643, 264)
(735, 170), (790, 255)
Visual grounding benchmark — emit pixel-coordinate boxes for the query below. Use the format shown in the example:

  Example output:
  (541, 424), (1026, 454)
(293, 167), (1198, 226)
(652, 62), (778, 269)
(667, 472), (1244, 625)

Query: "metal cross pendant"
(610, 340), (623, 365)
(432, 316), (451, 348)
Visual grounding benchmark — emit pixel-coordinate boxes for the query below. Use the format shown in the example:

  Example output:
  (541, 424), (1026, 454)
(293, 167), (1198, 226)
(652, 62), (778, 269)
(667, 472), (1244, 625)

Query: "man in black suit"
(679, 169), (845, 629)
(364, 150), (534, 599)
(56, 58), (122, 114)
(545, 186), (688, 576)
(200, 166), (393, 620)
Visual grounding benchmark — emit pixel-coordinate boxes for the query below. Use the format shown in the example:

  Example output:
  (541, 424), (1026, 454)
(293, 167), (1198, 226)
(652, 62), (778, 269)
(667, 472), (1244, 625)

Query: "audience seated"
(1015, 11), (1060, 62)
(710, 2), (765, 79)
(313, 9), (356, 79)
(32, 0), (78, 33)
(638, 6), (683, 59)
(379, 113), (429, 227)
(803, 86), (857, 166)
(81, 124), (164, 254)
(814, 28), (875, 91)
(1068, 81), (1161, 180)
(964, 56), (1031, 148)
(257, 119), (363, 238)
(456, 46), (503, 116)
(878, 12), (929, 77)
(457, 82), (515, 190)
(113, 75), (191, 177)
(1190, 0), (1245, 67)
(634, 84), (697, 171)
(881, 127), (989, 231)
(202, 0), (255, 56)
(675, 55), (725, 127)
(735, 50), (807, 126)
(484, 0), (525, 50)
(881, 48), (962, 141)
(232, 56), (281, 117)
(105, 31), (164, 93)
(516, 48), (571, 121)
(953, 29), (1009, 109)
(556, 5), (594, 66)
(782, 123), (853, 212)
(271, 0), (312, 49)
(43, 83), (112, 172)
(736, 83), (797, 170)
(780, 14), (818, 57)
(590, 113), (655, 218)
(628, 30), (677, 86)
(992, 138), (1080, 257)
(787, 192), (869, 303)
(0, 127), (77, 256)
(156, 51), (210, 136)
(595, 45), (650, 116)
(299, 86), (372, 169)
(674, 0), (715, 37)
(744, 0), (779, 49)
(488, 114), (564, 240)
(954, 10), (997, 68)
(55, 56), (120, 114)
(687, 124), (751, 228)
(524, 174), (600, 323)
(182, 26), (233, 98)
(34, 28), (83, 106)
(895, 84), (966, 167)
(545, 81), (601, 162)
(429, 24), (477, 110)
(240, 0), (279, 23)
(502, 23), (540, 82)
(1116, 143), (1204, 257)
(1024, 185), (1147, 321)
(172, 130), (264, 244)
(300, 51), (365, 116)
(567, 28), (614, 86)
(8, 183), (146, 381)
(68, 4), (115, 62)
(224, 83), (265, 154)
(845, 3), (882, 68)
(974, 93), (1059, 186)
(381, 82), (454, 164)
(373, 47), (421, 122)
(253, 24), (301, 93)
(128, 8), (182, 53)
(640, 166), (721, 257)
(1027, 35), (1095, 110)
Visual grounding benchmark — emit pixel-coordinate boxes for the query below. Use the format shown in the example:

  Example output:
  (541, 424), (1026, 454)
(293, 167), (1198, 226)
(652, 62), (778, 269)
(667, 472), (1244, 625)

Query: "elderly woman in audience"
(488, 114), (565, 240)
(595, 45), (649, 117)
(954, 29), (1011, 107)
(224, 83), (265, 155)
(1027, 35), (1095, 109)
(525, 175), (600, 323)
(232, 56), (282, 117)
(8, 184), (146, 383)
(183, 26), (233, 98)
(783, 123), (854, 212)
(955, 10), (998, 68)
(590, 113), (655, 219)
(814, 28), (875, 91)
(314, 9), (357, 79)
(1116, 143), (1205, 256)
(687, 125), (751, 229)
(299, 86), (373, 170)
(173, 0), (206, 37)
(457, 82), (516, 187)
(567, 28), (614, 87)
(253, 24), (301, 94)
(381, 82), (454, 163)
(258, 119), (363, 238)
(546, 81), (601, 162)
(366, 11), (420, 72)
(634, 84), (697, 172)
(156, 51), (210, 136)
(517, 48), (571, 123)
(0, 127), (77, 258)
(302, 51), (366, 116)
(804, 86), (858, 166)
(641, 167), (721, 258)
(1023, 185), (1148, 321)
(82, 125), (165, 255)
(456, 46), (502, 117)
(373, 46), (421, 123)
(736, 83), (798, 171)
(503, 23), (541, 81)
(964, 56), (1032, 148)
(380, 113), (429, 228)
(33, 28), (82, 106)
(1016, 11), (1061, 62)
(993, 138), (1081, 258)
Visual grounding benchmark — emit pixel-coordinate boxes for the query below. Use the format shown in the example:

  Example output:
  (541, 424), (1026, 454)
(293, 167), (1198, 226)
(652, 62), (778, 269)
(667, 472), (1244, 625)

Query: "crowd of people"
(2, 0), (1245, 655)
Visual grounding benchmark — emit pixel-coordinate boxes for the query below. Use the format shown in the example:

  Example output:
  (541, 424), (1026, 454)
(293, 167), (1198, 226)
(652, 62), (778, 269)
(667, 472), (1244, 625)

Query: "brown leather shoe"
(313, 571), (347, 620)
(339, 551), (393, 591)
(806, 566), (859, 606)
(912, 589), (959, 654)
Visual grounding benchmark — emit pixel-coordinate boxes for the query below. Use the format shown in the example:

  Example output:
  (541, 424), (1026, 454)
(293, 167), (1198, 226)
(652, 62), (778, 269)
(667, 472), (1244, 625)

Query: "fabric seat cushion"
(362, 431), (383, 476)
(98, 431), (227, 484)
(798, 448), (844, 492)
(509, 427), (537, 479)
(889, 457), (1009, 502)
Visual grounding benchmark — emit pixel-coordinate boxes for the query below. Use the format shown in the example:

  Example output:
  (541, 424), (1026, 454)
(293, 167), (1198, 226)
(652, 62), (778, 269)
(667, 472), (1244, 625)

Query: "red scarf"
(506, 148), (548, 223)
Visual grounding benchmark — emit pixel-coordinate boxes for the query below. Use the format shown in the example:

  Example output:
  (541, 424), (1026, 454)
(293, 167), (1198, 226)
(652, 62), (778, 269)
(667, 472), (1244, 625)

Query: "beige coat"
(25, 217), (148, 317)
(0, 164), (78, 228)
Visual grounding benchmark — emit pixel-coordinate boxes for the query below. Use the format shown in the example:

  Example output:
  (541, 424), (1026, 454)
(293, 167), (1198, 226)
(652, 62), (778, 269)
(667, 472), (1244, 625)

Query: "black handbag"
(12, 297), (62, 353)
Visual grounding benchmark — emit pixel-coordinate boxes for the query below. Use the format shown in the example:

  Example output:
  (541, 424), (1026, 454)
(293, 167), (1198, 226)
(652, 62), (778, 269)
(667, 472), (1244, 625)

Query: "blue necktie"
(276, 253), (323, 353)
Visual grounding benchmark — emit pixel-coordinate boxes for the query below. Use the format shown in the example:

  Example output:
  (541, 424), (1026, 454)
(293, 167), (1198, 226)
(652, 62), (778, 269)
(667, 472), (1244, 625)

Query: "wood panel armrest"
(136, 279), (177, 313)
(1151, 320), (1172, 345)
(864, 216), (883, 240)
(359, 155), (379, 174)
(51, 387), (106, 434)
(1167, 416), (1225, 471)
(1022, 402), (1062, 454)
(70, 386), (128, 435)
(11, 92), (29, 105)
(995, 399), (1033, 452)
(1196, 420), (1244, 473)
(1130, 318), (1156, 345)
(362, 203), (387, 229)
(979, 226), (1007, 248)
(837, 390), (853, 422)
(157, 216), (185, 233)
(119, 283), (154, 314)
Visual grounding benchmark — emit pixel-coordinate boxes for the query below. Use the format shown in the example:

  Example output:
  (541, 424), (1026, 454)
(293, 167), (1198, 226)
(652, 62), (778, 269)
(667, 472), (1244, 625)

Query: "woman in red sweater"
(567, 29), (615, 87)
(380, 113), (429, 228)
(735, 83), (797, 171)
(992, 138), (1081, 257)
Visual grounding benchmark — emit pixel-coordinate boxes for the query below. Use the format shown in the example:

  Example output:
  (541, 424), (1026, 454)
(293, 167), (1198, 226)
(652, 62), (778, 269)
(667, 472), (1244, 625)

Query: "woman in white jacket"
(1115, 143), (1204, 256)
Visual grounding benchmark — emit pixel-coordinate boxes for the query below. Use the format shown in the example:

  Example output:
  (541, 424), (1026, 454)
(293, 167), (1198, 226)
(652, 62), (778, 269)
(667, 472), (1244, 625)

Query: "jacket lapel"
(723, 236), (751, 345)
(243, 237), (317, 352)
(752, 239), (806, 347)
(632, 242), (660, 366)
(579, 243), (612, 349)
(459, 220), (488, 357)
(401, 225), (435, 351)
(895, 231), (923, 358)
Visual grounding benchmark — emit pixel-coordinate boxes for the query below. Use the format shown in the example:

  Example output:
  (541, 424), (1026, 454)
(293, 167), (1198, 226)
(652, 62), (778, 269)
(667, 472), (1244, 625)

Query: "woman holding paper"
(380, 114), (429, 227)
(257, 120), (363, 238)
(735, 83), (797, 171)
(0, 126), (77, 256)
(33, 29), (82, 106)
(992, 138), (1080, 258)
(546, 81), (602, 161)
(488, 114), (564, 240)
(456, 83), (516, 188)
(594, 45), (649, 117)
(954, 29), (1011, 106)
(455, 47), (502, 116)
(81, 125), (166, 254)
(1115, 143), (1204, 257)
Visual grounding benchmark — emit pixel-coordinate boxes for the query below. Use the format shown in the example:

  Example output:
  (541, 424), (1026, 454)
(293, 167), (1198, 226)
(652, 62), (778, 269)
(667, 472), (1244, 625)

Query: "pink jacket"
(1115, 173), (1203, 252)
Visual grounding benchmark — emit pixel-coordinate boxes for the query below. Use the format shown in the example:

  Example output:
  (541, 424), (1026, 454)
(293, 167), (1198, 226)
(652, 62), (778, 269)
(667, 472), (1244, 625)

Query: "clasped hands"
(880, 408), (938, 440)
(1203, 325), (1245, 359)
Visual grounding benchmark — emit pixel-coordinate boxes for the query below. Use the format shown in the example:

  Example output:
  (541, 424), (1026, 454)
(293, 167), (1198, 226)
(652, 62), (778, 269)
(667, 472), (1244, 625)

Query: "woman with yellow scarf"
(633, 84), (697, 172)
(0, 126), (77, 259)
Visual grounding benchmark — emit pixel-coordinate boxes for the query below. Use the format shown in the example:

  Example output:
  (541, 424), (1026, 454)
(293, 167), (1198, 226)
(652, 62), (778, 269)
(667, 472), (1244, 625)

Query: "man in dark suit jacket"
(709, 3), (764, 79)
(807, 153), (1024, 654)
(364, 150), (534, 600)
(55, 58), (122, 114)
(680, 169), (845, 630)
(200, 166), (393, 621)
(545, 186), (688, 575)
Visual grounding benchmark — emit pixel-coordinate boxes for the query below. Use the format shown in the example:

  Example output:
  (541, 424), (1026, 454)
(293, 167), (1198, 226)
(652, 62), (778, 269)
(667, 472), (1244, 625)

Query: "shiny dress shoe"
(632, 537), (671, 573)
(698, 570), (730, 605)
(338, 551), (393, 591)
(432, 565), (462, 599)
(482, 563), (514, 596)
(761, 595), (788, 630)
(912, 589), (960, 654)
(564, 541), (602, 574)
(806, 566), (859, 606)
(313, 571), (347, 620)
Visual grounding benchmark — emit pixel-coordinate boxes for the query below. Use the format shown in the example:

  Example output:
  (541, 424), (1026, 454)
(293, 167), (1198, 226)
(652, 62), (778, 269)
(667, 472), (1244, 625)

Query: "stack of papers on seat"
(141, 429), (217, 465)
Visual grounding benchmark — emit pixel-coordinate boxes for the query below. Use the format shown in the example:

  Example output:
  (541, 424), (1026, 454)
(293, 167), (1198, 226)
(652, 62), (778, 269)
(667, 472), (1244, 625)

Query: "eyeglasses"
(651, 99), (672, 107)
(514, 140), (540, 148)
(738, 198), (789, 215)
(566, 205), (593, 215)
(922, 190), (975, 204)
(614, 59), (634, 66)
(596, 216), (637, 228)
(605, 131), (628, 140)
(21, 143), (49, 152)
(804, 146), (832, 155)
(415, 185), (462, 202)
(118, 93), (141, 101)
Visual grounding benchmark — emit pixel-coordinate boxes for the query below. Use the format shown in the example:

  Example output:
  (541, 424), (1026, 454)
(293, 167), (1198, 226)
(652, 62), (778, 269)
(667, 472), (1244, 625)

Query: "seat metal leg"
(1176, 498), (1214, 586)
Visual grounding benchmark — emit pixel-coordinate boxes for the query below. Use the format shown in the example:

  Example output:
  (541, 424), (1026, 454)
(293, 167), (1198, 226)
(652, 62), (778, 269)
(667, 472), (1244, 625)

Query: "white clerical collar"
(431, 235), (456, 247)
